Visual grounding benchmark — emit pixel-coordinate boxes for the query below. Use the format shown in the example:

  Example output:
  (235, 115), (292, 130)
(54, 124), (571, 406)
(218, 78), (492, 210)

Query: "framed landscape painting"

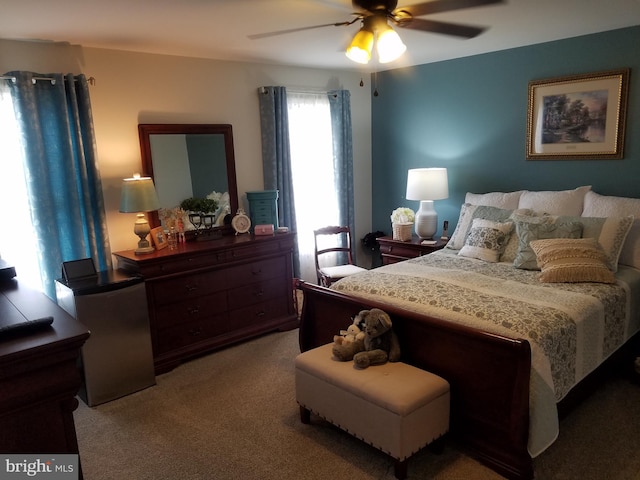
(526, 69), (629, 160)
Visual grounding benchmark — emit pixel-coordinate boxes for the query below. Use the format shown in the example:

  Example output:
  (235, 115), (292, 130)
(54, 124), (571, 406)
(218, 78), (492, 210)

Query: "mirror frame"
(138, 123), (239, 231)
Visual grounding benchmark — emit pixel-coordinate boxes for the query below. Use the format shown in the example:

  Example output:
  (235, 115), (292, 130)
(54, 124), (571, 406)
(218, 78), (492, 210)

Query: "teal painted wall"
(371, 26), (640, 236)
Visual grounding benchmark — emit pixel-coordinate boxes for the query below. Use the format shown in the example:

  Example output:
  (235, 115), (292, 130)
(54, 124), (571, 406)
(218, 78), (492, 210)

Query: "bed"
(297, 187), (640, 480)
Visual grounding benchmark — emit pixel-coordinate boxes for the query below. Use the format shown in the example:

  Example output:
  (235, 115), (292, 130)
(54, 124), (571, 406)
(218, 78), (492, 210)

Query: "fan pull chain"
(373, 70), (379, 97)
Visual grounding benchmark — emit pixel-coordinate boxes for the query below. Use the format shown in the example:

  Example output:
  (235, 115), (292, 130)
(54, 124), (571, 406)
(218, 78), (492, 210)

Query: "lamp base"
(414, 200), (438, 239)
(135, 244), (155, 255)
(133, 213), (155, 254)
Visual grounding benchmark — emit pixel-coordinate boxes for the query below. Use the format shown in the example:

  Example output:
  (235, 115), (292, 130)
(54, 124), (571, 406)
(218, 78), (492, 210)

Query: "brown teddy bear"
(353, 308), (401, 369)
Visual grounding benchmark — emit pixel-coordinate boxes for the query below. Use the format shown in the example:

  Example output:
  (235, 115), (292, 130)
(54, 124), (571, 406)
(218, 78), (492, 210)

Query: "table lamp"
(405, 168), (449, 239)
(119, 174), (160, 254)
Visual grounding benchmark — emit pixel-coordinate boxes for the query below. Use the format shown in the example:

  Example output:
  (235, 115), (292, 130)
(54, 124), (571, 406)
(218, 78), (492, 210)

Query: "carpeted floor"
(73, 329), (640, 480)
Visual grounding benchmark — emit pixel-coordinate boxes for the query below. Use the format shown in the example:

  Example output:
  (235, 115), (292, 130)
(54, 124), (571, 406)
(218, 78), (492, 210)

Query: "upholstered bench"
(295, 343), (450, 479)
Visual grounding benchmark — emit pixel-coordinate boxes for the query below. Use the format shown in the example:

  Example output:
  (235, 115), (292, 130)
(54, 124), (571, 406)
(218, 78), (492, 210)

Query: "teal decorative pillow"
(501, 212), (549, 263)
(458, 219), (514, 262)
(447, 204), (529, 251)
(513, 220), (583, 270)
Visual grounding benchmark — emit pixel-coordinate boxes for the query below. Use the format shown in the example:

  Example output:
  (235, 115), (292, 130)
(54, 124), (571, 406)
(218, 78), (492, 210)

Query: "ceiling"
(3, 0), (640, 72)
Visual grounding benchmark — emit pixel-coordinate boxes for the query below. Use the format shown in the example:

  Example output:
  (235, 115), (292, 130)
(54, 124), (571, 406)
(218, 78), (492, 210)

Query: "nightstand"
(377, 236), (447, 265)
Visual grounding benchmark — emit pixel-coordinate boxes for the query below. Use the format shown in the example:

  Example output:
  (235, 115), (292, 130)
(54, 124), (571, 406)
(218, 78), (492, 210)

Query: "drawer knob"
(189, 327), (202, 336)
(185, 284), (198, 292)
(188, 307), (200, 316)
(251, 268), (262, 276)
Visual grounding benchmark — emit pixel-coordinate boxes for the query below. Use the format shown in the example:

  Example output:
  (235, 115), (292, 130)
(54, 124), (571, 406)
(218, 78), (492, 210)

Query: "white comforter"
(331, 249), (640, 456)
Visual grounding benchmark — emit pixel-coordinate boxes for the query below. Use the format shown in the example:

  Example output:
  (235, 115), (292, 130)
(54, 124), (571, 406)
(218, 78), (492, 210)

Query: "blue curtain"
(6, 71), (111, 299)
(328, 89), (356, 261)
(258, 86), (300, 277)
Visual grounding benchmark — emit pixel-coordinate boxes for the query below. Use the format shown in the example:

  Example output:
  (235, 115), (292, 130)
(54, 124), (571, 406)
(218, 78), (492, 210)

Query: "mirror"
(139, 124), (238, 232)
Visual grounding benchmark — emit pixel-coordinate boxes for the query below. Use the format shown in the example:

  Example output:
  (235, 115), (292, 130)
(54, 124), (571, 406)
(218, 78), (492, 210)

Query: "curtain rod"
(259, 86), (331, 95)
(0, 75), (96, 85)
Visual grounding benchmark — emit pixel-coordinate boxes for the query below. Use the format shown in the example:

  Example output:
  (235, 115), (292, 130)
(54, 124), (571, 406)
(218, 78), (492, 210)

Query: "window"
(287, 92), (340, 283)
(0, 82), (42, 290)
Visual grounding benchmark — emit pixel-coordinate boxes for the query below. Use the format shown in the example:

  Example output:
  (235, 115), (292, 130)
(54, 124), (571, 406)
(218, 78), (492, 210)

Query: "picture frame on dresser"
(526, 68), (629, 160)
(150, 226), (168, 250)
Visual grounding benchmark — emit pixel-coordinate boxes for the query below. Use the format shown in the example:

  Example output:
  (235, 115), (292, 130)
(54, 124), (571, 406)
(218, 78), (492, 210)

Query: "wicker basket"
(392, 222), (413, 242)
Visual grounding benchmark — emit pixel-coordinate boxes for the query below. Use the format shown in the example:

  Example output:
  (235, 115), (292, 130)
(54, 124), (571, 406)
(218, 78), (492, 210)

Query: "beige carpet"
(73, 329), (640, 480)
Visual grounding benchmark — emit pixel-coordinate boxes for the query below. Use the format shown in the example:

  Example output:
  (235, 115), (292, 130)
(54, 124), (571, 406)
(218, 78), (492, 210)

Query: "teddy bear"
(353, 308), (401, 369)
(332, 310), (368, 362)
(333, 321), (365, 346)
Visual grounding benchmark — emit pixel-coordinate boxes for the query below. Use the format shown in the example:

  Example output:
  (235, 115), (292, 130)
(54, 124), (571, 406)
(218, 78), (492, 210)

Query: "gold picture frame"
(150, 226), (168, 250)
(526, 68), (629, 160)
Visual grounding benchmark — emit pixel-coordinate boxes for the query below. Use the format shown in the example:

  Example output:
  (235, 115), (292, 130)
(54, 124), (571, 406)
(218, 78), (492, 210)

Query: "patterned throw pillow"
(513, 220), (583, 270)
(458, 218), (514, 262)
(530, 238), (615, 284)
(446, 204), (529, 251)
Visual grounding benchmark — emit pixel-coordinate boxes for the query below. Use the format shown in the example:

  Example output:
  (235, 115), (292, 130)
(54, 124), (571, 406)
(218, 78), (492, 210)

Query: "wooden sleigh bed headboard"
(297, 279), (534, 479)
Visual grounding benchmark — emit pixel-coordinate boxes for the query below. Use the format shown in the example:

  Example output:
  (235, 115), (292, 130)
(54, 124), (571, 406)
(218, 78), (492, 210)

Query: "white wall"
(0, 39), (372, 264)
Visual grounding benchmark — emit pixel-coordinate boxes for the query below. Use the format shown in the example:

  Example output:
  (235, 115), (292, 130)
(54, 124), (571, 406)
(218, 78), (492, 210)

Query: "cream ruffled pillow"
(530, 238), (615, 284)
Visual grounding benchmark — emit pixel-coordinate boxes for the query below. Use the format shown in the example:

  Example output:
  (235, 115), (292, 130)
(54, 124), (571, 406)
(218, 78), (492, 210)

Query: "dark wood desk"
(0, 279), (89, 466)
(377, 236), (447, 265)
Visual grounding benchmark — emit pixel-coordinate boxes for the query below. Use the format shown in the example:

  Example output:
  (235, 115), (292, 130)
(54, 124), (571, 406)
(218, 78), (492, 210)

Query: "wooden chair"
(313, 226), (367, 287)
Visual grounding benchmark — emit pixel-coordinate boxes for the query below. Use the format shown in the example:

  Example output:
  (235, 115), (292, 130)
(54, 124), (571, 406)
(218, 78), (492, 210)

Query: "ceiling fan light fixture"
(376, 24), (406, 63)
(346, 28), (374, 64)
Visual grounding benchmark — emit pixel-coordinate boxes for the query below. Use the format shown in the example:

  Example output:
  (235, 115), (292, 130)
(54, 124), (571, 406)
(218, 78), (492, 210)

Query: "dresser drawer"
(153, 291), (227, 329)
(227, 276), (286, 310)
(228, 297), (289, 331)
(150, 269), (229, 306)
(154, 313), (228, 354)
(139, 252), (223, 277)
(223, 256), (285, 290)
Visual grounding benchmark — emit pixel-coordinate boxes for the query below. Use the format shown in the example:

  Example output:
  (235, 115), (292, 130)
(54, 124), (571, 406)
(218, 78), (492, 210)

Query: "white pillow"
(458, 218), (514, 263)
(552, 214), (634, 272)
(517, 186), (592, 216)
(465, 191), (524, 210)
(582, 191), (640, 269)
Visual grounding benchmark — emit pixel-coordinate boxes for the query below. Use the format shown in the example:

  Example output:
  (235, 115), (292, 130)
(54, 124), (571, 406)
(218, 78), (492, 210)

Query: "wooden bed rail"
(296, 279), (534, 480)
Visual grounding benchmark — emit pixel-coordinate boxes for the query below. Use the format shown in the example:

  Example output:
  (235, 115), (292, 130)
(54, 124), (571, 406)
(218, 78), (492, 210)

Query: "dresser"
(0, 280), (89, 470)
(377, 236), (447, 265)
(113, 232), (297, 374)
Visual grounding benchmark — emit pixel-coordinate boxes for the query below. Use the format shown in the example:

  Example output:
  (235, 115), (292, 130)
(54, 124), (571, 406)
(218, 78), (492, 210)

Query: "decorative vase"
(392, 222), (413, 242)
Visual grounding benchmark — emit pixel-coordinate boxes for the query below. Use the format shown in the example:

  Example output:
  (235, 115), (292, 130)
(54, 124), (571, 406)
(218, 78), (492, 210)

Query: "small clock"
(231, 208), (251, 235)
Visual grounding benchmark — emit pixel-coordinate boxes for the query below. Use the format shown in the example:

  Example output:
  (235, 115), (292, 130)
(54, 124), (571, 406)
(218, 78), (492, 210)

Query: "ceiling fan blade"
(400, 0), (503, 17)
(398, 18), (485, 38)
(248, 21), (354, 40)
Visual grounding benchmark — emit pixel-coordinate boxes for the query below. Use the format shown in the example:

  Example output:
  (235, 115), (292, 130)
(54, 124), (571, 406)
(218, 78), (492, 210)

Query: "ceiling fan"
(249, 0), (504, 64)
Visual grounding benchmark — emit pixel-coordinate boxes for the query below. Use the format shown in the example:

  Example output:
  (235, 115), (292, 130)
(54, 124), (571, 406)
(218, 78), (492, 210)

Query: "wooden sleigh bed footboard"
(297, 280), (534, 480)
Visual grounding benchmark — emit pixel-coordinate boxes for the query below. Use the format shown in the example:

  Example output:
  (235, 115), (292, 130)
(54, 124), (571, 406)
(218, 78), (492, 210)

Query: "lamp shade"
(119, 175), (160, 213)
(346, 28), (374, 64)
(405, 168), (449, 201)
(376, 25), (407, 64)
